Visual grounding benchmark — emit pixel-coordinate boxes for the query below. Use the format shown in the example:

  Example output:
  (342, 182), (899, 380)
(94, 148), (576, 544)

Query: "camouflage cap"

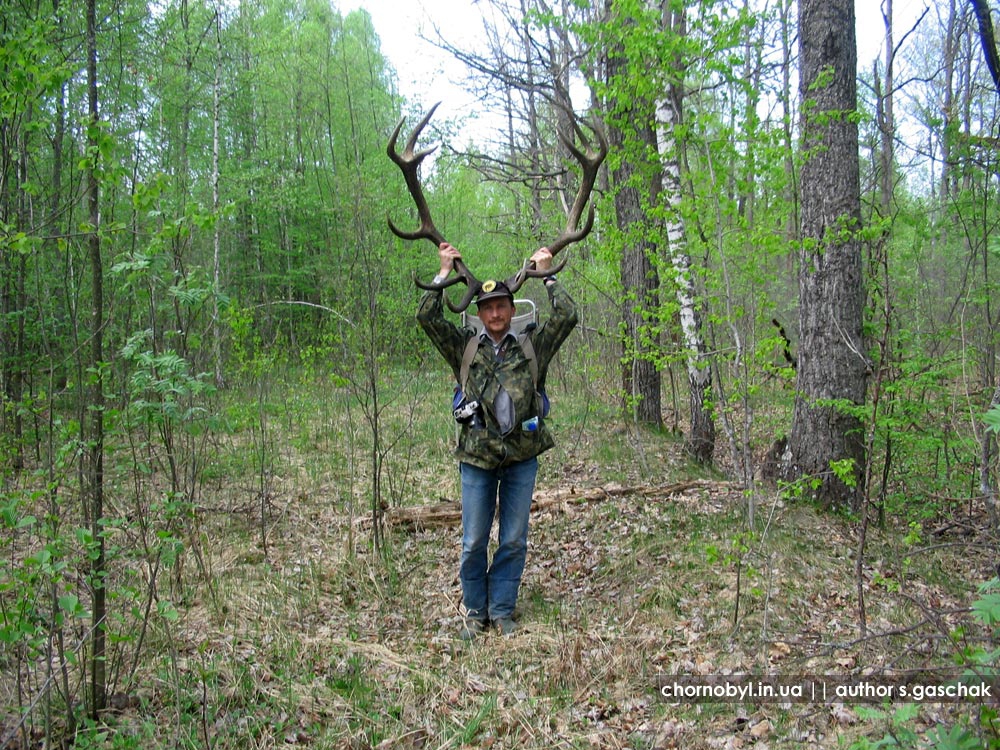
(476, 279), (514, 305)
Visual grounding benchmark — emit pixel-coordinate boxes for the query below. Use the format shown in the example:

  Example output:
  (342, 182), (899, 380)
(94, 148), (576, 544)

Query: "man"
(417, 242), (578, 638)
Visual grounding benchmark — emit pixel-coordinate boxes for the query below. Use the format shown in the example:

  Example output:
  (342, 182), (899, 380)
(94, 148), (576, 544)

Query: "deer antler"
(388, 105), (607, 312)
(505, 115), (608, 294)
(387, 103), (481, 313)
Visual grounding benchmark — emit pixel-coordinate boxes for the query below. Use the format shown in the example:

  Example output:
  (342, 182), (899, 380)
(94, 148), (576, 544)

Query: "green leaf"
(971, 593), (1000, 626)
(985, 406), (1000, 433)
(157, 600), (180, 621)
(57, 594), (88, 618)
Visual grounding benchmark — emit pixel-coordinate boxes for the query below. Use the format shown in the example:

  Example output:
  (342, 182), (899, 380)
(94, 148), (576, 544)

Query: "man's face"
(477, 296), (516, 340)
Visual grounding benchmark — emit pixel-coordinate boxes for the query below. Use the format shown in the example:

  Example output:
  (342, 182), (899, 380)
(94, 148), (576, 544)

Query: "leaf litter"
(104, 441), (997, 749)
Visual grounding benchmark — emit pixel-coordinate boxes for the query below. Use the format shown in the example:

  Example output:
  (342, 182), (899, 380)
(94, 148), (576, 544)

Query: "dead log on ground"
(385, 479), (736, 530)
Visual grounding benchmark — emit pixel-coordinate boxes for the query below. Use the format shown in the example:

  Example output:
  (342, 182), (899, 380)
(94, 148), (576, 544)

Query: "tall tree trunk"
(7, 132), (27, 471)
(970, 0), (1000, 525)
(779, 0), (798, 248)
(85, 0), (107, 718)
(971, 0), (1000, 92)
(603, 0), (663, 428)
(517, 0), (545, 235)
(614, 133), (663, 428)
(657, 2), (714, 462)
(860, 0), (900, 529)
(786, 0), (867, 509)
(940, 0), (958, 203)
(877, 0), (894, 219)
(0, 33), (27, 471)
(212, 10), (224, 389)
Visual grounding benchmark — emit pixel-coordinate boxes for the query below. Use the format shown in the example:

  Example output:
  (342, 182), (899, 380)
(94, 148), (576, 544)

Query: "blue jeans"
(459, 457), (538, 621)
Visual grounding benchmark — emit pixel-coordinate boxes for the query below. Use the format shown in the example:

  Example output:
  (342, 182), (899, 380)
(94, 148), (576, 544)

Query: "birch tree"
(656, 2), (714, 462)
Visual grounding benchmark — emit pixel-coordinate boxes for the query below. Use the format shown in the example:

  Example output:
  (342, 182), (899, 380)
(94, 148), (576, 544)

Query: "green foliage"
(2, 0), (1000, 744)
(984, 405), (1000, 435)
(848, 579), (1000, 749)
(121, 331), (216, 430)
(971, 593), (1000, 629)
(849, 704), (922, 749)
(965, 578), (1000, 669)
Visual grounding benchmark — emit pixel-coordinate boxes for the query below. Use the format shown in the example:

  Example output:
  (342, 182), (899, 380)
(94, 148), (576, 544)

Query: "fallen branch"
(385, 479), (735, 530)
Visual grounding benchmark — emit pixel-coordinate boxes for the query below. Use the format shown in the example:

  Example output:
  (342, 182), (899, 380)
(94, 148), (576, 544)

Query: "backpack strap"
(459, 336), (479, 394)
(517, 331), (539, 389)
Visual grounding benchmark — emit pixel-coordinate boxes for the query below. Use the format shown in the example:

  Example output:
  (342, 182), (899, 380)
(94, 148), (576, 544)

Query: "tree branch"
(970, 0), (1000, 93)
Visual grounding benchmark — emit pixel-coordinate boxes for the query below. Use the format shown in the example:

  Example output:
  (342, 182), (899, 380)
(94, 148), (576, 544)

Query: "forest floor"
(121, 423), (1000, 750)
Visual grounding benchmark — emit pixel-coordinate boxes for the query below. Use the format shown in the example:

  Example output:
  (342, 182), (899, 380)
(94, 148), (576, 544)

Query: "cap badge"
(482, 280), (497, 293)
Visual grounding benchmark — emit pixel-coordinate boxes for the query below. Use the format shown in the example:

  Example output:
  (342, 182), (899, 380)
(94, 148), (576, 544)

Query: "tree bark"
(86, 0), (107, 717)
(657, 3), (714, 462)
(617, 175), (664, 428)
(971, 0), (1000, 93)
(603, 0), (663, 428)
(785, 0), (867, 509)
(940, 0), (958, 202)
(212, 13), (224, 389)
(877, 0), (894, 219)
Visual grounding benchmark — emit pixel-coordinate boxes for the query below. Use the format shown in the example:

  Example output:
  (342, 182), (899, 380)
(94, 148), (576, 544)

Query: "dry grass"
(121, 448), (995, 749)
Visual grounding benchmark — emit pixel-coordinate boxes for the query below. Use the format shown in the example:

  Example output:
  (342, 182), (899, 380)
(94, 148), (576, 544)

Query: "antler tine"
(387, 102), (446, 246)
(443, 284), (480, 314)
(388, 103), (483, 312)
(413, 263), (482, 314)
(504, 247), (576, 295)
(504, 114), (607, 293)
(549, 115), (607, 255)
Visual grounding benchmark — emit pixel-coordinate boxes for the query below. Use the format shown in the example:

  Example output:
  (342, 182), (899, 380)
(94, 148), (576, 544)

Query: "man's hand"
(530, 247), (553, 273)
(438, 243), (462, 277)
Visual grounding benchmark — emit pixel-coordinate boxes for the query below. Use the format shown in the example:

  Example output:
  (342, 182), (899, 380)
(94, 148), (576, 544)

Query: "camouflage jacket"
(416, 281), (578, 469)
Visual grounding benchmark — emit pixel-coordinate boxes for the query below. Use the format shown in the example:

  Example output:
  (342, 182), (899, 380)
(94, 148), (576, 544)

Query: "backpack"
(454, 300), (550, 419)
